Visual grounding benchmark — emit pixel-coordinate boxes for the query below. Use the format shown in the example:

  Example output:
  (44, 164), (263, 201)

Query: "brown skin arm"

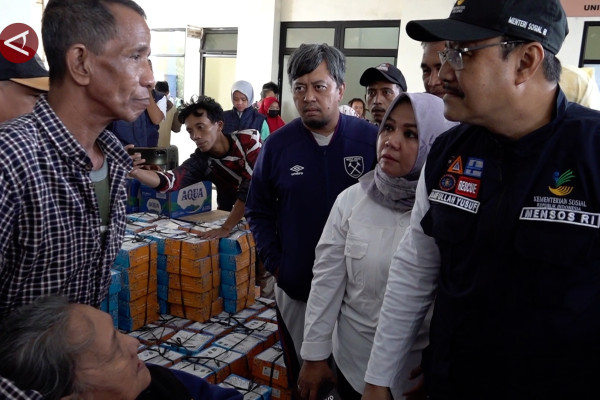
(146, 87), (164, 125)
(126, 144), (161, 186)
(297, 360), (336, 400)
(361, 383), (392, 400)
(171, 109), (182, 133)
(196, 199), (246, 240)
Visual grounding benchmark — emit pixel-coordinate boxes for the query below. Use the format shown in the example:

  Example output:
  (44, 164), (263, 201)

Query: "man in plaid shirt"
(0, 0), (154, 397)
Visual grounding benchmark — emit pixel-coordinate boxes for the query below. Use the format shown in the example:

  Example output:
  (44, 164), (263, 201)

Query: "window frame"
(278, 20), (400, 93)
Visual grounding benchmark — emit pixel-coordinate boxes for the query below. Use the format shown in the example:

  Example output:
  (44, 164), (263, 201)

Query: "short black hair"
(261, 81), (279, 96)
(178, 95), (224, 125)
(155, 81), (169, 94)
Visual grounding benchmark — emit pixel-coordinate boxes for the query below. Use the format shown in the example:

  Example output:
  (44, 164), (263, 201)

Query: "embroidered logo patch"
(455, 176), (480, 199)
(464, 157), (484, 178)
(548, 169), (575, 196)
(290, 165), (304, 176)
(344, 156), (364, 178)
(447, 156), (463, 174)
(519, 168), (599, 229)
(439, 174), (456, 191)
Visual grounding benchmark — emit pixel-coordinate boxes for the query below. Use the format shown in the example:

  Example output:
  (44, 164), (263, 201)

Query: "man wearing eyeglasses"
(362, 1), (600, 399)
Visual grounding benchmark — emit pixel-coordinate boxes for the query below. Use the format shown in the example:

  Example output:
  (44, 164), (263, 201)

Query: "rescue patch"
(455, 176), (480, 199)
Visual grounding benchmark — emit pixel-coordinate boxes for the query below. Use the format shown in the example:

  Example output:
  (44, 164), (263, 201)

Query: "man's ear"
(515, 42), (545, 85)
(216, 119), (224, 132)
(337, 82), (346, 102)
(65, 43), (92, 86)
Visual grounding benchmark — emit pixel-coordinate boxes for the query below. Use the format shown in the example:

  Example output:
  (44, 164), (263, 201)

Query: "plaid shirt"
(0, 95), (130, 314)
(0, 380), (43, 400)
(0, 96), (131, 397)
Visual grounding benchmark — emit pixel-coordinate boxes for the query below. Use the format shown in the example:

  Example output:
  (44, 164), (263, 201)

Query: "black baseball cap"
(0, 52), (49, 91)
(359, 63), (407, 92)
(405, 0), (568, 55)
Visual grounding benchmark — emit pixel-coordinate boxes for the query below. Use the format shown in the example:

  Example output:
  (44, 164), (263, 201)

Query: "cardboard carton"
(167, 255), (212, 278)
(191, 345), (247, 383)
(129, 323), (175, 345)
(254, 308), (277, 323)
(242, 320), (278, 347)
(139, 181), (212, 218)
(119, 302), (159, 332)
(161, 329), (214, 355)
(219, 374), (272, 400)
(114, 237), (157, 268)
(164, 235), (213, 260)
(220, 266), (250, 286)
(170, 360), (216, 383)
(221, 280), (251, 300)
(213, 332), (266, 360)
(168, 272), (213, 294)
(219, 231), (251, 255)
(251, 343), (287, 389)
(186, 320), (234, 339)
(156, 314), (192, 330)
(168, 288), (212, 309)
(137, 345), (184, 367)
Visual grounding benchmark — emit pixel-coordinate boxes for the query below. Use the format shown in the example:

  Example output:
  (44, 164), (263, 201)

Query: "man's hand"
(125, 144), (146, 177)
(361, 383), (392, 400)
(196, 226), (232, 240)
(402, 365), (426, 400)
(297, 360), (335, 400)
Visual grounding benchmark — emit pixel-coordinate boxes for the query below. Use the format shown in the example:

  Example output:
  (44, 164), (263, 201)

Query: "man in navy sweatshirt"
(245, 43), (378, 396)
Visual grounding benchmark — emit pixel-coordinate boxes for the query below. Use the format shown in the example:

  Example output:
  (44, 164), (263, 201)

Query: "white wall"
(558, 16), (600, 66)
(0, 0), (45, 61)
(137, 0), (280, 103)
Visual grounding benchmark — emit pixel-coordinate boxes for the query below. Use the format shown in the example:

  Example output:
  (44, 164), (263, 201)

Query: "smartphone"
(127, 147), (168, 166)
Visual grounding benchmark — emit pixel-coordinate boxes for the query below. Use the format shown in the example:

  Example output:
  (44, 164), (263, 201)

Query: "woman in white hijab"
(297, 93), (458, 400)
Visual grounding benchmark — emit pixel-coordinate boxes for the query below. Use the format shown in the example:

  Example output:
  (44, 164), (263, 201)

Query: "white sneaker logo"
(290, 165), (304, 176)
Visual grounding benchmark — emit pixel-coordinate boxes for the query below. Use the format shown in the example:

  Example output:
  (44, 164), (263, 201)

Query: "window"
(200, 29), (238, 109)
(150, 28), (189, 103)
(279, 21), (400, 122)
(579, 22), (600, 89)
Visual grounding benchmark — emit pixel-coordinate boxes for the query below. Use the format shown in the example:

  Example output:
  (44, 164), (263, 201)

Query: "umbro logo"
(290, 165), (304, 176)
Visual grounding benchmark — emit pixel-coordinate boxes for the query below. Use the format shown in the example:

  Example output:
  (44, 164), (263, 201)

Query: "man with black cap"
(363, 1), (600, 399)
(0, 52), (49, 121)
(359, 63), (406, 124)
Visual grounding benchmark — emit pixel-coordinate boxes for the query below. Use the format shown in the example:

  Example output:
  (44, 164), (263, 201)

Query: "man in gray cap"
(363, 0), (600, 399)
(359, 62), (407, 124)
(0, 52), (49, 121)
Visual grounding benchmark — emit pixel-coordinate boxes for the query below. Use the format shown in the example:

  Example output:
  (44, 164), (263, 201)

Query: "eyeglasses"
(438, 41), (526, 71)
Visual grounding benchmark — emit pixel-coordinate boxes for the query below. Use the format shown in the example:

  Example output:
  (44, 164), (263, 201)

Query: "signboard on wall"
(561, 0), (600, 17)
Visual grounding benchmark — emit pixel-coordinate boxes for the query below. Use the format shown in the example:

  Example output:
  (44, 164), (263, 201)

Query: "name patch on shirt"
(519, 207), (600, 228)
(429, 189), (480, 214)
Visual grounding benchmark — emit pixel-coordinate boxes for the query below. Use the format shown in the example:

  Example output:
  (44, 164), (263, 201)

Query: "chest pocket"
(514, 217), (599, 267)
(344, 224), (402, 299)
